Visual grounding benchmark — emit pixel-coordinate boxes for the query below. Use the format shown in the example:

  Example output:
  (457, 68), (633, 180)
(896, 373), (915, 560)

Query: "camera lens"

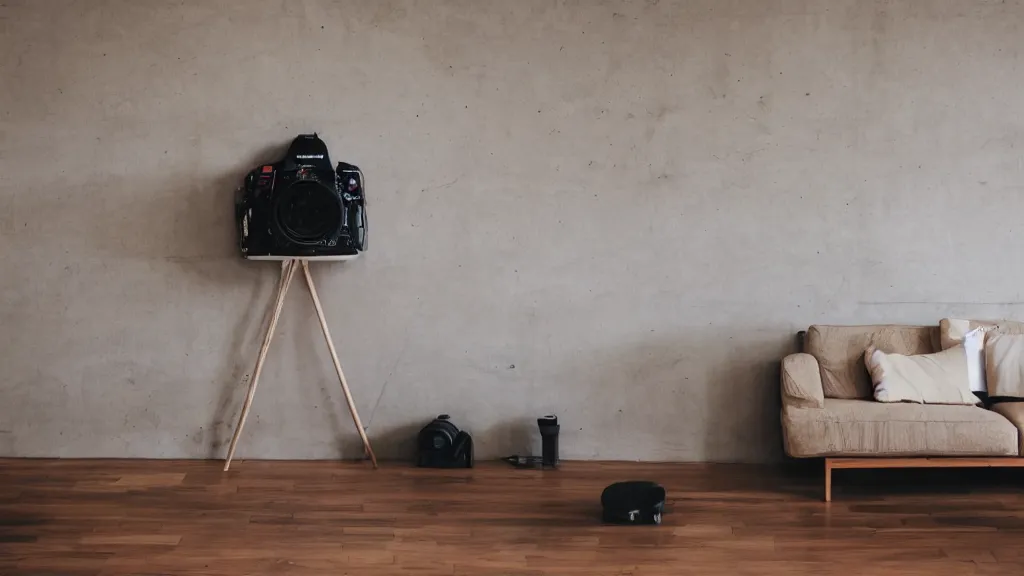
(274, 180), (342, 244)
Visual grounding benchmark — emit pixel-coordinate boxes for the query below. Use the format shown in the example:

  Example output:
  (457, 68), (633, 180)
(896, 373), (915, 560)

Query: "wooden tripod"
(223, 259), (378, 471)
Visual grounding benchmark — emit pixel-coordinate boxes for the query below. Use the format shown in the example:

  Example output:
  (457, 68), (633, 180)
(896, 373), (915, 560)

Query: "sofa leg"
(824, 458), (832, 502)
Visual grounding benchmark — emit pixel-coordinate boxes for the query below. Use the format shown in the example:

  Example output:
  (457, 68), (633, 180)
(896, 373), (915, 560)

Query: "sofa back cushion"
(806, 325), (939, 399)
(985, 333), (1024, 398)
(939, 318), (1024, 350)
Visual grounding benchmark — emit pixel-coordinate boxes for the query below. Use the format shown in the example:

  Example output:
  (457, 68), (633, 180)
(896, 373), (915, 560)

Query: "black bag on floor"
(416, 415), (473, 468)
(601, 481), (665, 525)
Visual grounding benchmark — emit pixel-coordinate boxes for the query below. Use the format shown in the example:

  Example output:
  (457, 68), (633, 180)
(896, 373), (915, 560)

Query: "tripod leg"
(301, 260), (379, 469)
(223, 259), (298, 471)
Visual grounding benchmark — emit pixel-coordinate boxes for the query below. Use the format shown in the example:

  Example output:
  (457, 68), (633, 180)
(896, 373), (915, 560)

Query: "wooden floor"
(2, 460), (1024, 575)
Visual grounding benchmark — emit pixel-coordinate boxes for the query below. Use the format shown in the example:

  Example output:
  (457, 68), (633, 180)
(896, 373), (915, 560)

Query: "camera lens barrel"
(273, 177), (343, 245)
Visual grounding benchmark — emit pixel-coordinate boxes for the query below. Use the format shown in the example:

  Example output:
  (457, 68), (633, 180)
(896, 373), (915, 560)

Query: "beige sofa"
(780, 324), (1024, 501)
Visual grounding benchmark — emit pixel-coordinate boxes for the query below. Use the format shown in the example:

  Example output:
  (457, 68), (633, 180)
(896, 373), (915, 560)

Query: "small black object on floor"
(416, 415), (473, 468)
(503, 415), (561, 469)
(601, 481), (666, 525)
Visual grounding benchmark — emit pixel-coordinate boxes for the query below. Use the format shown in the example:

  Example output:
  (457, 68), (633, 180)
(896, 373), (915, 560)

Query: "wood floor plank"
(112, 472), (186, 487)
(2, 459), (1024, 575)
(79, 534), (182, 546)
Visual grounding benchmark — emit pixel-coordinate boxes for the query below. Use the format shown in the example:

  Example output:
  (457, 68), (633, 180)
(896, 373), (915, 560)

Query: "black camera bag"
(416, 415), (473, 468)
(601, 481), (665, 525)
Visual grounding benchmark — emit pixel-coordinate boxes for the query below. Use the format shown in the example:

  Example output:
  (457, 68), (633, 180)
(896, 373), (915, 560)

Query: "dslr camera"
(236, 134), (367, 260)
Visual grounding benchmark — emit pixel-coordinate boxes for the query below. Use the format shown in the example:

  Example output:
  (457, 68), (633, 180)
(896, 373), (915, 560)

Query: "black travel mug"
(537, 415), (560, 468)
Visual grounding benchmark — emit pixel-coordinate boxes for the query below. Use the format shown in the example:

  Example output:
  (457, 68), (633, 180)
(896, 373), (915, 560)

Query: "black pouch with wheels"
(601, 481), (665, 525)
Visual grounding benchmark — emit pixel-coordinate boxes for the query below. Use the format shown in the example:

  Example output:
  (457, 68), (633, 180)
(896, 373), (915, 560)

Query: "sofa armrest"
(782, 353), (825, 409)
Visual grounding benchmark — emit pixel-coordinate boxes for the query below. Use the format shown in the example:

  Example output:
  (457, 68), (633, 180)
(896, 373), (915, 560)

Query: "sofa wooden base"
(824, 457), (1024, 502)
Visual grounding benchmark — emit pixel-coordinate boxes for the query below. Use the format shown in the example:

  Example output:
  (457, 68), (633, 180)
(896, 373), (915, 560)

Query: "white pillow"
(864, 345), (977, 405)
(963, 327), (988, 393)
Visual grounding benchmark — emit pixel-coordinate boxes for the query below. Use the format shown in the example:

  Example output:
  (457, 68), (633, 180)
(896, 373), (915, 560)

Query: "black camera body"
(236, 134), (366, 260)
(416, 415), (473, 468)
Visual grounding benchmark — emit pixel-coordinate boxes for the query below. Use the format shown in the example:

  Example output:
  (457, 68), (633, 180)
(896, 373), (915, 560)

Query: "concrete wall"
(2, 0), (1023, 462)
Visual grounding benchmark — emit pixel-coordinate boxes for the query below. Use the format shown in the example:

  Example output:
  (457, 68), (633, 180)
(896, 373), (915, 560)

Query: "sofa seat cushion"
(990, 402), (1024, 454)
(782, 399), (1018, 458)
